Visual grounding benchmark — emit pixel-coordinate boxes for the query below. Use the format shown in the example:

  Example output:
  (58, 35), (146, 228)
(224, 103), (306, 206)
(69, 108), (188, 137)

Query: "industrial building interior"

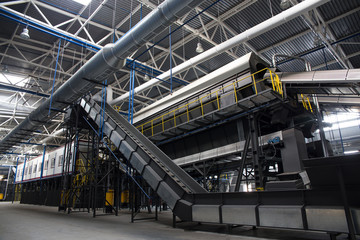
(0, 0), (360, 239)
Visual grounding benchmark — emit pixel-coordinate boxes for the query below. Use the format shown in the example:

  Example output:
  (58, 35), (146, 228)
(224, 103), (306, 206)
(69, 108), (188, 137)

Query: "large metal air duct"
(109, 0), (330, 106)
(0, 0), (205, 153)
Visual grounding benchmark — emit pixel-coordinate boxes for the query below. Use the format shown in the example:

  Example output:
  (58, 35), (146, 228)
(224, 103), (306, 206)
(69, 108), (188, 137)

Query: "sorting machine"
(78, 53), (360, 237)
(80, 96), (360, 237)
(11, 51), (360, 237)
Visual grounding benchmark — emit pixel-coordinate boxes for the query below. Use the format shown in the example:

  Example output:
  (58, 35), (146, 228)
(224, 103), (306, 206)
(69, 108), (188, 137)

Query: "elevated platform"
(141, 88), (283, 143)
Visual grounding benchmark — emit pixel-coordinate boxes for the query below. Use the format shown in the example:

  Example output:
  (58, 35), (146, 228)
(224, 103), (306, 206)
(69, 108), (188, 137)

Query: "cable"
(48, 39), (62, 116)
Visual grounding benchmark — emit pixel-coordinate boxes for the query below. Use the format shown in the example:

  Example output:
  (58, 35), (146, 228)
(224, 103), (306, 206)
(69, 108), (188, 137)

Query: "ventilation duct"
(109, 0), (330, 106)
(0, 0), (206, 153)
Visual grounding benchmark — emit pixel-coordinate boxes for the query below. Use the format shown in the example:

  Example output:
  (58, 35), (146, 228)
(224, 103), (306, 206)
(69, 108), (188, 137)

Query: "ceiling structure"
(0, 0), (359, 164)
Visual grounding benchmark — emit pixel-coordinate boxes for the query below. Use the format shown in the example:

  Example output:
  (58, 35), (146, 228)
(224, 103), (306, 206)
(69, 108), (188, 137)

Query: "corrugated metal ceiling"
(0, 0), (359, 97)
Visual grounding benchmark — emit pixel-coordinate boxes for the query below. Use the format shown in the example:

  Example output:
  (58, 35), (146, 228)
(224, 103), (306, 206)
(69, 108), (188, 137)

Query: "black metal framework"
(58, 104), (120, 217)
(130, 170), (159, 222)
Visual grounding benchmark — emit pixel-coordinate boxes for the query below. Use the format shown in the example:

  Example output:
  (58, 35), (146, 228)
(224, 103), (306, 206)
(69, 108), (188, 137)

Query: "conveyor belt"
(80, 97), (206, 212)
(80, 97), (360, 235)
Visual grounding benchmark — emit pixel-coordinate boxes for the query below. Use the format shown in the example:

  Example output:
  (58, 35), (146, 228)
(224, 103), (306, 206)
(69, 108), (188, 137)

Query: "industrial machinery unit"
(1, 0), (360, 239)
(79, 95), (360, 237)
(8, 50), (360, 238)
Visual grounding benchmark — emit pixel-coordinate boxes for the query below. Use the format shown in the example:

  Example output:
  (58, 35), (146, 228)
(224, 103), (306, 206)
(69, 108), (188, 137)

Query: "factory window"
(58, 155), (64, 166)
(50, 158), (55, 168)
(25, 167), (28, 175)
(33, 164), (37, 173)
(44, 160), (48, 170)
(29, 165), (32, 175)
(38, 163), (42, 172)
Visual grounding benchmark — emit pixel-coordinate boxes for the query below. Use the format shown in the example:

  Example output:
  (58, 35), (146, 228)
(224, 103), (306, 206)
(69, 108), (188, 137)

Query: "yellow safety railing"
(136, 68), (283, 137)
(113, 105), (121, 113)
(300, 94), (313, 113)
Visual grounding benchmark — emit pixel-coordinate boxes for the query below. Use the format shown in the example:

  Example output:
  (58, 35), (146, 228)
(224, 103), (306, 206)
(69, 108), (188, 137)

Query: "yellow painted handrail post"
(233, 83), (238, 103)
(173, 111), (176, 127)
(306, 97), (313, 112)
(186, 104), (190, 122)
(151, 120), (154, 136)
(141, 125), (143, 134)
(276, 74), (283, 97)
(301, 94), (308, 110)
(301, 94), (305, 108)
(200, 99), (204, 116)
(162, 116), (164, 132)
(252, 74), (258, 95)
(277, 75), (282, 95)
(269, 70), (276, 91)
(216, 91), (220, 110)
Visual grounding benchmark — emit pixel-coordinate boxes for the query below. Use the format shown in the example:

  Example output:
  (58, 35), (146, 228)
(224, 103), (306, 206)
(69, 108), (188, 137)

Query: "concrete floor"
(0, 202), (352, 240)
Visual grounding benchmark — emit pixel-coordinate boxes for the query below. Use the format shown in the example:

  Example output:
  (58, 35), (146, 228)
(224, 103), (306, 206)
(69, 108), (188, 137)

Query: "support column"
(249, 114), (263, 190)
(12, 157), (19, 203)
(3, 166), (12, 200)
(313, 95), (329, 157)
(235, 130), (251, 192)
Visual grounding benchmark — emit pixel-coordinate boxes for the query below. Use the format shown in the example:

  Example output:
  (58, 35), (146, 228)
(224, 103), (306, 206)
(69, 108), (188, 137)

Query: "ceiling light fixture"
(144, 74), (150, 81)
(20, 26), (30, 40)
(280, 0), (292, 10)
(2, 65), (9, 73)
(314, 36), (322, 46)
(72, 0), (92, 6)
(196, 42), (204, 53)
(196, 38), (204, 54)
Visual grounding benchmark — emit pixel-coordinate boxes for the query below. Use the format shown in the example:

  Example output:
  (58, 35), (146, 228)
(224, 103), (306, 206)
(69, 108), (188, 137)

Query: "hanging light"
(280, 0), (291, 10)
(144, 74), (150, 81)
(73, 0), (92, 6)
(313, 36), (322, 46)
(20, 26), (30, 40)
(2, 65), (9, 73)
(196, 39), (204, 54)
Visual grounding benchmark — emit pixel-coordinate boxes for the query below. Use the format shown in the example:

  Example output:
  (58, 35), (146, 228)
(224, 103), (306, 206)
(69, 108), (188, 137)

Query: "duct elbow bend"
(102, 44), (126, 71)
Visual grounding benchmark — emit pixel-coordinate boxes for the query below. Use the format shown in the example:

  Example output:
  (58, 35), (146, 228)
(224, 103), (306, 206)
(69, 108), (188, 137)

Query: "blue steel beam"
(0, 0), (207, 154)
(125, 59), (188, 86)
(0, 9), (100, 51)
(0, 83), (49, 98)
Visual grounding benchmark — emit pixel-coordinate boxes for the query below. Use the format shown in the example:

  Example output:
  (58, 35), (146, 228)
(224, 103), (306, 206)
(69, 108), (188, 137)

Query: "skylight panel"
(72, 0), (91, 6)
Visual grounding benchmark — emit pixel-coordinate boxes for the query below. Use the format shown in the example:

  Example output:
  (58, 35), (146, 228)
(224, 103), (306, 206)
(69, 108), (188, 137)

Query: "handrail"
(134, 68), (283, 136)
(300, 94), (313, 113)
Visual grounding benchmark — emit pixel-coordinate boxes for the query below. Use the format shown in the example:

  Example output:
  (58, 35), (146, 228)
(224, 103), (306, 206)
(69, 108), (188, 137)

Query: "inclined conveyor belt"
(80, 97), (206, 212)
(80, 97), (360, 235)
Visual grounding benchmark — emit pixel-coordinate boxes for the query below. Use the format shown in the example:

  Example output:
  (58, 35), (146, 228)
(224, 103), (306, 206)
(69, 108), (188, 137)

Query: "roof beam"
(259, 3), (359, 67)
(141, 0), (265, 70)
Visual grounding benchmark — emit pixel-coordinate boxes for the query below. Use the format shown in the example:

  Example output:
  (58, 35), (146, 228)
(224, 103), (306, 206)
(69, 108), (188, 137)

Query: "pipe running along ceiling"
(109, 0), (330, 106)
(0, 0), (206, 153)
